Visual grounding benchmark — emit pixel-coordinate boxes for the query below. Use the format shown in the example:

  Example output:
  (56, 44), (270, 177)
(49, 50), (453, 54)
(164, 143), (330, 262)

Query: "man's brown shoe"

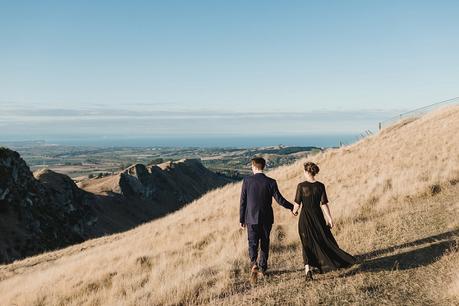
(250, 265), (259, 284)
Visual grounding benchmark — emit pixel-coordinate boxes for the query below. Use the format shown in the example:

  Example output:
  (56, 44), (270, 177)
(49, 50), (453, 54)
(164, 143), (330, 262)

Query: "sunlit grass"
(0, 106), (458, 305)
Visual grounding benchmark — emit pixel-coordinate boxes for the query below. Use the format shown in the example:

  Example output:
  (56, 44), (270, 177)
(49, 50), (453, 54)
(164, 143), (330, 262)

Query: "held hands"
(291, 203), (300, 216)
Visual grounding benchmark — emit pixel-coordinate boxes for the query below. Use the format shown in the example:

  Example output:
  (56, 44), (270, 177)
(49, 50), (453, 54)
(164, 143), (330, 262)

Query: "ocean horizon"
(1, 134), (359, 148)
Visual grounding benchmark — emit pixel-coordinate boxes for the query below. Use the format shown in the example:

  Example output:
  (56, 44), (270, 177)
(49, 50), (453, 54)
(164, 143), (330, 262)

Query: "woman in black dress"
(292, 162), (356, 280)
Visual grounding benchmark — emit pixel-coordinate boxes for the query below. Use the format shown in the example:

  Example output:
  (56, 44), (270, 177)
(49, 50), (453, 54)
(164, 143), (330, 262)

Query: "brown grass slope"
(0, 106), (458, 305)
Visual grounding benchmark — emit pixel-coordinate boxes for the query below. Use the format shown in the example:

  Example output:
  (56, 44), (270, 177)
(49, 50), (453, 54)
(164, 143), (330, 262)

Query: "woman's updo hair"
(303, 162), (320, 176)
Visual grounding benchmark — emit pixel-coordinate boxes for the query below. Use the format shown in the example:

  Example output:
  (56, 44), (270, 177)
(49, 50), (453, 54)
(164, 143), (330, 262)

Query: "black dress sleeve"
(295, 183), (302, 204)
(320, 183), (329, 205)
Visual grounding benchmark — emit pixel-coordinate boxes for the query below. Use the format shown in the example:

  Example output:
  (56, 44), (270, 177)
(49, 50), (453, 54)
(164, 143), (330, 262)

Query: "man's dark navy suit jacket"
(240, 173), (294, 225)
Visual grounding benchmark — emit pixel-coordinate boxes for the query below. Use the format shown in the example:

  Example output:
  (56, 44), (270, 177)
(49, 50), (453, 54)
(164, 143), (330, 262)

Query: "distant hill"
(0, 106), (458, 305)
(78, 159), (231, 209)
(0, 150), (232, 264)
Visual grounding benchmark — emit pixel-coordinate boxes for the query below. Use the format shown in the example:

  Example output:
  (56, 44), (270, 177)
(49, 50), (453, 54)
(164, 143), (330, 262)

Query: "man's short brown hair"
(251, 157), (266, 170)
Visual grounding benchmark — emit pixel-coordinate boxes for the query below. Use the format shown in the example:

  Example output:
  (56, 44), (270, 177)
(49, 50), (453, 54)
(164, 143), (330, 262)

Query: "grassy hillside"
(0, 106), (458, 305)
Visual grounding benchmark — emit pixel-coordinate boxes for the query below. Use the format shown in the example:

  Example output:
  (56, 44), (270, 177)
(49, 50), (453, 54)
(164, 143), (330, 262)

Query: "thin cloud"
(1, 106), (402, 120)
(1, 106), (402, 141)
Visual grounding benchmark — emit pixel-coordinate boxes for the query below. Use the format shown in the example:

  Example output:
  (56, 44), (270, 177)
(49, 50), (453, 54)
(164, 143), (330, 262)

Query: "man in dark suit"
(240, 157), (299, 278)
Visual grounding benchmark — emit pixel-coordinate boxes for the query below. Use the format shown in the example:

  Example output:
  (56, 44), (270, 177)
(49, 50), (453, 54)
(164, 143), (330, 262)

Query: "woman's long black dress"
(295, 181), (356, 273)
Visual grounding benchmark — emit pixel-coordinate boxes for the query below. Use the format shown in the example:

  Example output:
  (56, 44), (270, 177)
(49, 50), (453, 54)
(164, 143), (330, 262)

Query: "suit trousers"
(247, 223), (272, 271)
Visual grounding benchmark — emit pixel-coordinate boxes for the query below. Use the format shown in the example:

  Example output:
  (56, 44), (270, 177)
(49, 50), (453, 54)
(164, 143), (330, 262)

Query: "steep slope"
(0, 106), (458, 305)
(0, 152), (232, 264)
(0, 150), (92, 264)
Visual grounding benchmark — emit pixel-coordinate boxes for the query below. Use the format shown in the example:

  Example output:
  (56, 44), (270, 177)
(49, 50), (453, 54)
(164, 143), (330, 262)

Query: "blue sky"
(1, 1), (458, 144)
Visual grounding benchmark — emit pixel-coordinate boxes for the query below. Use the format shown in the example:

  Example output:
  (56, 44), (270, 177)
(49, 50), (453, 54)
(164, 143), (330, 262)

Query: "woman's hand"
(327, 217), (334, 228)
(321, 203), (334, 228)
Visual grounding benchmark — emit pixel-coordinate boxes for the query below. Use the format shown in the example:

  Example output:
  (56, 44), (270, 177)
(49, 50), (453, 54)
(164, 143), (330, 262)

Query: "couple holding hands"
(239, 157), (355, 282)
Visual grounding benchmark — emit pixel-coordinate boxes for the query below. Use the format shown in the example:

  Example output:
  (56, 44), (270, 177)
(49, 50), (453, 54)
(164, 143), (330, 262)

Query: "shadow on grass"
(358, 240), (455, 272)
(225, 229), (458, 299)
(343, 229), (458, 275)
(356, 229), (459, 261)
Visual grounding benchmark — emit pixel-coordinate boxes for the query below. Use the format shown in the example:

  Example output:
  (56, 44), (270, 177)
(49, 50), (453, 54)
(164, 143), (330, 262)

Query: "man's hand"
(240, 223), (246, 230)
(326, 218), (334, 228)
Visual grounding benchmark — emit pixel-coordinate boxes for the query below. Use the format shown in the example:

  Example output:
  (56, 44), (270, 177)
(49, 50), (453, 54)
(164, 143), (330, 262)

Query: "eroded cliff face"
(0, 148), (233, 264)
(0, 148), (93, 263)
(115, 159), (231, 208)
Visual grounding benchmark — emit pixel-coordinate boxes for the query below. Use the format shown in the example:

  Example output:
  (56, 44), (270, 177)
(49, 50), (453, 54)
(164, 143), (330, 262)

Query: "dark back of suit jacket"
(240, 173), (293, 224)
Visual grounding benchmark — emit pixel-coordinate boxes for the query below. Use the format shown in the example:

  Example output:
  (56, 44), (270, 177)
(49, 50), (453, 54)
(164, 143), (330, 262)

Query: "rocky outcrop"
(78, 159), (232, 212)
(0, 148), (233, 264)
(34, 168), (87, 213)
(114, 159), (231, 209)
(0, 148), (93, 263)
(33, 169), (97, 234)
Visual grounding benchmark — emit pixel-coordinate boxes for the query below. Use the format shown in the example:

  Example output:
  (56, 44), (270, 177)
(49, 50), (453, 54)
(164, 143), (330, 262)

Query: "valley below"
(0, 143), (318, 265)
(0, 106), (458, 305)
(4, 142), (321, 181)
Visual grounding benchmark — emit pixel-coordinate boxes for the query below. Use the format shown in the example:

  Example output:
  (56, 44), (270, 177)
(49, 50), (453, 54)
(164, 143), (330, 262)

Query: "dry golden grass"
(0, 106), (458, 305)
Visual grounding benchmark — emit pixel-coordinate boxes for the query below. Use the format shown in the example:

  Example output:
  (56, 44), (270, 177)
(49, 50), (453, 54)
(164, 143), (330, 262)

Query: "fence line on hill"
(337, 96), (459, 147)
(378, 96), (459, 130)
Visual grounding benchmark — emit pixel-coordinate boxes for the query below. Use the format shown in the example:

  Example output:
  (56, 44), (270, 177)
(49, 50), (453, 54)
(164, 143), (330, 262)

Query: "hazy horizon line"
(1, 105), (399, 143)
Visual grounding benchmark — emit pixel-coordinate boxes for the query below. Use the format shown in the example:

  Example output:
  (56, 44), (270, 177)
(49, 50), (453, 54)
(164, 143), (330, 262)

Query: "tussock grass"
(0, 106), (458, 305)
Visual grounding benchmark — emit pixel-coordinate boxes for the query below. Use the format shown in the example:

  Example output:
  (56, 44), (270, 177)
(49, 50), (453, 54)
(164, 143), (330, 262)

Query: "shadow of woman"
(340, 229), (458, 276)
(358, 240), (455, 272)
(355, 229), (459, 262)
